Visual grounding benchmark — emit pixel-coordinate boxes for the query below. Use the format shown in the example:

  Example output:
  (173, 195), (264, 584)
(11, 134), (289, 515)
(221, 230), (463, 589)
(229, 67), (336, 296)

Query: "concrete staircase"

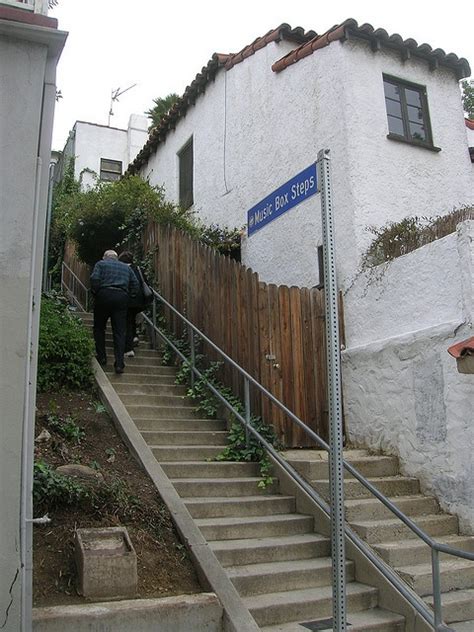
(81, 314), (405, 630)
(284, 450), (474, 631)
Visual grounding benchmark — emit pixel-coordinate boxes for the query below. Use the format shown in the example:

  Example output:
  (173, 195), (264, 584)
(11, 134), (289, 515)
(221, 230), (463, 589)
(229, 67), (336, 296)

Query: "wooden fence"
(144, 223), (344, 447)
(64, 227), (344, 446)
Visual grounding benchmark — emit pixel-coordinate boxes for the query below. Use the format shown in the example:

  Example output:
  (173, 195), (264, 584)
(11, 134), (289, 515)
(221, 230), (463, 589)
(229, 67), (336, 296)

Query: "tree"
(462, 80), (474, 119)
(145, 93), (180, 130)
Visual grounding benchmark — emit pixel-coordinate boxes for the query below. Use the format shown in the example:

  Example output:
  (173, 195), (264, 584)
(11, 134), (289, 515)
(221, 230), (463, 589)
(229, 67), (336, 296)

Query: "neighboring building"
(0, 1), (66, 630)
(55, 115), (148, 190)
(128, 18), (473, 291)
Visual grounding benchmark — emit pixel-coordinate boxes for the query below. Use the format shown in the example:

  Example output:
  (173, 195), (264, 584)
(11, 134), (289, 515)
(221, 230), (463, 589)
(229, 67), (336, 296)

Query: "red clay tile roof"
(225, 24), (316, 70)
(466, 119), (474, 130)
(448, 337), (474, 358)
(272, 18), (471, 79)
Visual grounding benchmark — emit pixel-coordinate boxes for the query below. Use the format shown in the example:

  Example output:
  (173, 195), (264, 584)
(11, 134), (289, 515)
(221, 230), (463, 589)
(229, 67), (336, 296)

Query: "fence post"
(318, 148), (346, 631)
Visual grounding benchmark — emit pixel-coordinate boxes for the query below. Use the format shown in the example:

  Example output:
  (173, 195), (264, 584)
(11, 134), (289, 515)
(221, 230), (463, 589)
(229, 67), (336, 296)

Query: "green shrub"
(33, 460), (88, 511)
(38, 293), (94, 391)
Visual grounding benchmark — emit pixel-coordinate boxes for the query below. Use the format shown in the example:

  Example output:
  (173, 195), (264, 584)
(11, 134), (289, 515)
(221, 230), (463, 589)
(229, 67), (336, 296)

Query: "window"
(383, 76), (436, 149)
(178, 138), (193, 209)
(100, 158), (122, 181)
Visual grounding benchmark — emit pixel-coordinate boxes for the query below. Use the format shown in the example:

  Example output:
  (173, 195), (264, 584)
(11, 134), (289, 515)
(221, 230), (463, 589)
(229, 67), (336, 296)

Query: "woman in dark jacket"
(118, 251), (149, 356)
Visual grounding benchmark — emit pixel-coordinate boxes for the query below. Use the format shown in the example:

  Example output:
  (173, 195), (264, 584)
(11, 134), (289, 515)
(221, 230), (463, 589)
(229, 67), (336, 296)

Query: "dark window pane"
(386, 99), (402, 118)
(384, 81), (400, 101)
(101, 159), (122, 173)
(407, 105), (424, 123)
(409, 121), (427, 141)
(179, 140), (193, 210)
(387, 115), (405, 136)
(405, 88), (422, 108)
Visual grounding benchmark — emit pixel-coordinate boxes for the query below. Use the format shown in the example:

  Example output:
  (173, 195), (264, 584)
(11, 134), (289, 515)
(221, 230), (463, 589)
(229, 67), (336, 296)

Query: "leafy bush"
(33, 460), (88, 511)
(45, 412), (85, 443)
(362, 206), (474, 268)
(38, 293), (94, 391)
(67, 175), (199, 266)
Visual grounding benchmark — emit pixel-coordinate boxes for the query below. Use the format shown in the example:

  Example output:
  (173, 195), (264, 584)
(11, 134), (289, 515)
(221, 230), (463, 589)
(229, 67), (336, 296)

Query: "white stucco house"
(56, 115), (148, 190)
(126, 19), (474, 531)
(0, 1), (66, 630)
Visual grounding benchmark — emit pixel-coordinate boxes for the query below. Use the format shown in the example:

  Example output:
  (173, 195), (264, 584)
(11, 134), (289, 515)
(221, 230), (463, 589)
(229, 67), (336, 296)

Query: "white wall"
(343, 221), (474, 532)
(140, 37), (474, 289)
(0, 16), (65, 631)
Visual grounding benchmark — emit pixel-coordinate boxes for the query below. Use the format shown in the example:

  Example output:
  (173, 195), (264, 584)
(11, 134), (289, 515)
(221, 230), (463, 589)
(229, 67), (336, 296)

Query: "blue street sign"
(247, 163), (318, 236)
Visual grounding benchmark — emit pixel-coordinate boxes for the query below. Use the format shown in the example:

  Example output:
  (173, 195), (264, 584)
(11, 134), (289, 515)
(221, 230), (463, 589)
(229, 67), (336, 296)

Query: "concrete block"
(75, 527), (137, 600)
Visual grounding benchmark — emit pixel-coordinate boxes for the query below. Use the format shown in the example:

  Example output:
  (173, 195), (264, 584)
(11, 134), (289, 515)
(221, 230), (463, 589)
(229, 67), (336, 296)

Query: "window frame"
(383, 74), (440, 152)
(100, 158), (122, 181)
(178, 137), (194, 210)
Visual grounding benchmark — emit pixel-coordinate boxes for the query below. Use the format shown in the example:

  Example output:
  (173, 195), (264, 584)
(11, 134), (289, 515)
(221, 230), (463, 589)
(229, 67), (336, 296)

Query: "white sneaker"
(133, 337), (139, 345)
(124, 350), (135, 357)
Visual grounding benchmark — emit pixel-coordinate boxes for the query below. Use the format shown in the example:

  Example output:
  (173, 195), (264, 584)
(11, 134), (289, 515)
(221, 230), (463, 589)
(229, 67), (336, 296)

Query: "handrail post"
(151, 296), (157, 350)
(244, 377), (251, 447)
(188, 324), (195, 389)
(432, 547), (443, 630)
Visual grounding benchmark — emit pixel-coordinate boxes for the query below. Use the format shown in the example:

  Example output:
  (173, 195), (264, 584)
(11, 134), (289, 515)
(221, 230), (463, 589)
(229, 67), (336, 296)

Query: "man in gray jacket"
(90, 249), (139, 373)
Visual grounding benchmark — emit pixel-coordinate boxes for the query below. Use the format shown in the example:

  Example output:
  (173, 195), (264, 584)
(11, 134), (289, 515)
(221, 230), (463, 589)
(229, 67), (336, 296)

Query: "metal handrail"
(146, 287), (473, 632)
(61, 261), (90, 312)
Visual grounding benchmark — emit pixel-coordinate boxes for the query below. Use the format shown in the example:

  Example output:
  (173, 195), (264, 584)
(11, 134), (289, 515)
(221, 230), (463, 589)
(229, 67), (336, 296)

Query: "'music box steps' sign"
(247, 163), (318, 236)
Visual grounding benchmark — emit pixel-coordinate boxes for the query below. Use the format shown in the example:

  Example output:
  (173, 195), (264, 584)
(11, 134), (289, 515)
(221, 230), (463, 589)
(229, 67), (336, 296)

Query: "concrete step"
(184, 494), (295, 519)
(113, 383), (187, 396)
(345, 494), (440, 522)
(105, 345), (158, 359)
(195, 513), (313, 541)
(397, 558), (474, 597)
(120, 393), (191, 407)
(113, 355), (165, 366)
(162, 461), (259, 479)
(285, 452), (399, 480)
(125, 404), (200, 419)
(107, 372), (177, 385)
(141, 430), (228, 446)
(210, 533), (330, 567)
(351, 514), (458, 544)
(373, 535), (474, 566)
(151, 445), (224, 461)
(171, 477), (278, 498)
(260, 608), (405, 631)
(245, 582), (379, 627)
(424, 588), (474, 624)
(313, 476), (420, 500)
(228, 557), (355, 597)
(451, 621), (474, 632)
(136, 418), (226, 432)
(105, 365), (177, 376)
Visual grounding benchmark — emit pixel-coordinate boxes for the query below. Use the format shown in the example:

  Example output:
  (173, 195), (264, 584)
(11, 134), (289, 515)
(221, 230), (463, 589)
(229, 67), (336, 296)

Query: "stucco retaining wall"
(343, 221), (474, 532)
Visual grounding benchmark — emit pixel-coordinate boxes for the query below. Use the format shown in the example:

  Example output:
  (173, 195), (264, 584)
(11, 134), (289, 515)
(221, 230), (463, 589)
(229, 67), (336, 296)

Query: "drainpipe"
(42, 162), (55, 291)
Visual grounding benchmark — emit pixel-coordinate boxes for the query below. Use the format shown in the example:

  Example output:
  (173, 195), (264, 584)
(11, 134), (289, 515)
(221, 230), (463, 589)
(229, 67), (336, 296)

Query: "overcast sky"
(50, 0), (473, 150)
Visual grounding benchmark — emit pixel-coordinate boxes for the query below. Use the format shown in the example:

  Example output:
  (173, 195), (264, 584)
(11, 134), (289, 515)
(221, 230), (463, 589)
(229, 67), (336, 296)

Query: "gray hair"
(103, 250), (118, 259)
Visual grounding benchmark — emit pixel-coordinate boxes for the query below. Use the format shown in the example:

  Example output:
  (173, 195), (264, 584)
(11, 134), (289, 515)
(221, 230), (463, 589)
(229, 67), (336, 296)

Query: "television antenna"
(108, 83), (137, 126)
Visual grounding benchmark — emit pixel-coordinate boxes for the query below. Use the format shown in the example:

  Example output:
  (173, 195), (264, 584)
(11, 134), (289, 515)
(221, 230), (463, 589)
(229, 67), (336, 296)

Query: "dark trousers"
(125, 307), (142, 352)
(93, 289), (128, 369)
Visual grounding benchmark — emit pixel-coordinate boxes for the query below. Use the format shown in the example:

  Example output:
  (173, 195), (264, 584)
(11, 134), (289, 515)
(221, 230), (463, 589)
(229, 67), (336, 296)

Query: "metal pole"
(244, 377), (251, 447)
(151, 297), (157, 349)
(432, 548), (442, 630)
(318, 148), (346, 631)
(189, 324), (195, 388)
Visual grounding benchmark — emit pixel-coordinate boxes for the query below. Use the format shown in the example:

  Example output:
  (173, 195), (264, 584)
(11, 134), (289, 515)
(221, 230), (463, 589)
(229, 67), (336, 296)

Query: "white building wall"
(343, 221), (474, 532)
(141, 38), (473, 289)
